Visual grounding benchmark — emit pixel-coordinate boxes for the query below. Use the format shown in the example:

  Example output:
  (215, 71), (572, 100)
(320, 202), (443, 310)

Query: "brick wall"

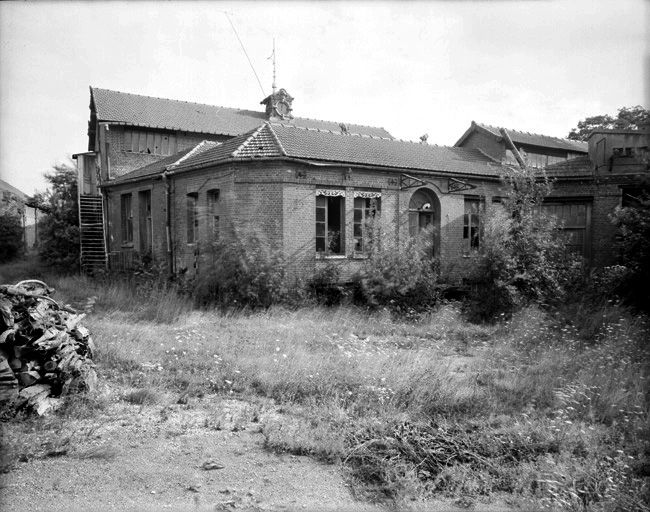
(104, 156), (632, 281)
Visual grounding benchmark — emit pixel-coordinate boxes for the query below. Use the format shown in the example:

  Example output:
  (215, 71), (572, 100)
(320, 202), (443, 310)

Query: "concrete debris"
(0, 280), (97, 415)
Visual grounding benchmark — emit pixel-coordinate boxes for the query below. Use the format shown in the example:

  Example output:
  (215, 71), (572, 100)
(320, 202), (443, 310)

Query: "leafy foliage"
(567, 106), (650, 141)
(36, 162), (80, 269)
(467, 166), (571, 321)
(610, 190), (650, 310)
(307, 263), (348, 306)
(192, 230), (288, 309)
(0, 211), (24, 262)
(353, 228), (441, 318)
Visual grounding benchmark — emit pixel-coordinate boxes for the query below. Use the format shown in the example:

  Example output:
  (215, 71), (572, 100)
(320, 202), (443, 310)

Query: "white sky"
(1, 0), (648, 195)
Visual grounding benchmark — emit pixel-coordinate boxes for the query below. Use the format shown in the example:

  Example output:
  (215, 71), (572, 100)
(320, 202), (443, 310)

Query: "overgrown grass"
(80, 299), (649, 510)
(1, 259), (648, 510)
(0, 259), (192, 323)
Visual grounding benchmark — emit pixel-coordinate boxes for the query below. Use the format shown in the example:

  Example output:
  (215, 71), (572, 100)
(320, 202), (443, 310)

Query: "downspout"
(162, 170), (174, 277)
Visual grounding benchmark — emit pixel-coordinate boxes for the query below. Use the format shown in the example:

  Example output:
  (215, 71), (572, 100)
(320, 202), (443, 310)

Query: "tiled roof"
(110, 141), (221, 184)
(543, 155), (593, 178)
(172, 123), (504, 177)
(456, 121), (588, 153)
(90, 87), (393, 139)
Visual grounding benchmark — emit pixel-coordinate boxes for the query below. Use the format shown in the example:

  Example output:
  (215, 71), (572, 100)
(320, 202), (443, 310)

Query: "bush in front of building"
(353, 229), (441, 318)
(610, 192), (650, 311)
(0, 211), (24, 262)
(466, 166), (569, 322)
(306, 263), (349, 306)
(192, 231), (288, 310)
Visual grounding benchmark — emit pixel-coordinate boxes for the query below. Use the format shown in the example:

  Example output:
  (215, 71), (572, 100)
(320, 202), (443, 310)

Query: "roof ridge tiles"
(232, 124), (269, 158)
(91, 86), (250, 113)
(284, 111), (389, 131)
(91, 87), (392, 139)
(477, 121), (582, 143)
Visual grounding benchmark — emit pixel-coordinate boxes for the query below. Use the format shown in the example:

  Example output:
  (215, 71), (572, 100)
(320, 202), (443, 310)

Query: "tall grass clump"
(353, 228), (441, 318)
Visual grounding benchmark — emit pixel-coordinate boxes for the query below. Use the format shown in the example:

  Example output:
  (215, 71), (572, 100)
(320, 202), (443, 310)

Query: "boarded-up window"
(120, 194), (133, 244)
(123, 129), (177, 156)
(187, 193), (198, 244)
(542, 201), (592, 257)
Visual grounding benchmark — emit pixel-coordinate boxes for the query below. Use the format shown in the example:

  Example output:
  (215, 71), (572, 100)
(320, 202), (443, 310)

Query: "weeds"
(1, 256), (648, 510)
(122, 388), (159, 405)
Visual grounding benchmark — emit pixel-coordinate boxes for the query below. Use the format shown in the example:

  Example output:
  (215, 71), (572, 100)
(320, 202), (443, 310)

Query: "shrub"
(307, 263), (347, 306)
(353, 228), (441, 318)
(466, 166), (570, 322)
(193, 230), (288, 309)
(0, 211), (24, 262)
(610, 192), (650, 310)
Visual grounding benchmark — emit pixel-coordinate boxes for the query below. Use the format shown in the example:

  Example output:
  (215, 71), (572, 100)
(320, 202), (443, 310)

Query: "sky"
(0, 0), (648, 195)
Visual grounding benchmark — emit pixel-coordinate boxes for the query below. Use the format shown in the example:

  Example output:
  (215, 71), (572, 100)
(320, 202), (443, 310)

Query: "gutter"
(166, 155), (504, 181)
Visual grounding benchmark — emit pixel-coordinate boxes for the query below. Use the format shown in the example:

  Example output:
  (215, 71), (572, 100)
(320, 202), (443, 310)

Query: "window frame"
(138, 189), (152, 254)
(541, 199), (592, 258)
(186, 192), (199, 245)
(207, 189), (220, 242)
(120, 193), (133, 246)
(353, 195), (381, 255)
(463, 196), (483, 255)
(315, 191), (345, 256)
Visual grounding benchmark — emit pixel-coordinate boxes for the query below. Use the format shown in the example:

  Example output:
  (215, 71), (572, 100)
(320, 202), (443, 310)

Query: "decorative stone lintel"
(316, 189), (345, 197)
(353, 191), (381, 199)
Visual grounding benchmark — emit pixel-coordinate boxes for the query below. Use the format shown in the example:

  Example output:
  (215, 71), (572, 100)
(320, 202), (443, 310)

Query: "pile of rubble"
(0, 280), (97, 415)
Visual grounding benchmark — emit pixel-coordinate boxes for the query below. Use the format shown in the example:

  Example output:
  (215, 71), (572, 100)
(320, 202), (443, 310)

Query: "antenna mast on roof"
(223, 11), (266, 96)
(272, 39), (277, 95)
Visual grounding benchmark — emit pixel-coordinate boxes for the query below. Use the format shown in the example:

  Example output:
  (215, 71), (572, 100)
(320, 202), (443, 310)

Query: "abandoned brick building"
(74, 86), (649, 279)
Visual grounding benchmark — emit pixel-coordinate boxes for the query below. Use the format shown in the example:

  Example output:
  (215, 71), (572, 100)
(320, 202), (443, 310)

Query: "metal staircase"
(79, 195), (107, 272)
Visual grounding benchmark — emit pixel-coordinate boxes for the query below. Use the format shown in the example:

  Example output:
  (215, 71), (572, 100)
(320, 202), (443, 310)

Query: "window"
(124, 129), (177, 156)
(138, 190), (152, 254)
(186, 193), (198, 244)
(207, 189), (220, 241)
(463, 197), (482, 253)
(542, 201), (591, 257)
(120, 194), (133, 244)
(353, 195), (381, 253)
(316, 192), (345, 255)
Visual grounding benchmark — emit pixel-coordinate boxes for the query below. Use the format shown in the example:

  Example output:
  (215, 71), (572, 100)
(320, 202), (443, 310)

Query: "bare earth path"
(1, 385), (513, 512)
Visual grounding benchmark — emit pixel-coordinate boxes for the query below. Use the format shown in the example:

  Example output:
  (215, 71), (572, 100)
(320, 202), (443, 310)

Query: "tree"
(0, 211), (24, 262)
(37, 161), (80, 269)
(567, 106), (650, 141)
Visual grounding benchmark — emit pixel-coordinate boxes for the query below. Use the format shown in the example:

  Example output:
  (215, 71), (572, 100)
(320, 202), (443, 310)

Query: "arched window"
(408, 188), (439, 256)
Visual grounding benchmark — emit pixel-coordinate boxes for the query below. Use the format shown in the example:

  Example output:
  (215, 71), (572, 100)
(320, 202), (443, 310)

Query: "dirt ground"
(0, 384), (515, 512)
